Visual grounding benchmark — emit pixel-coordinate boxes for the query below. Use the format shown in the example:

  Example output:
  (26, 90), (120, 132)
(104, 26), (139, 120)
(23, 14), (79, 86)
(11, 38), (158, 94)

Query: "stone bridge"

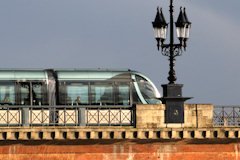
(0, 104), (239, 159)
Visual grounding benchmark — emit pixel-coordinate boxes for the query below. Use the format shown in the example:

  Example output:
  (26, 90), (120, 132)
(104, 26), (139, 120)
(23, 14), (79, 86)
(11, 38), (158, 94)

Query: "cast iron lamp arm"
(160, 43), (183, 57)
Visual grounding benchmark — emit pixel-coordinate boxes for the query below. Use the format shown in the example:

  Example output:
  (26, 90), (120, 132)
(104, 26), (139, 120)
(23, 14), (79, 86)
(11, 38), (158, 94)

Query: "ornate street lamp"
(152, 0), (192, 123)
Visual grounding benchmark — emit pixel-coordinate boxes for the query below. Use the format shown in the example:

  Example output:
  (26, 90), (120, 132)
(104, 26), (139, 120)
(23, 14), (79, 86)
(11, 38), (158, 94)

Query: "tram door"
(18, 82), (45, 106)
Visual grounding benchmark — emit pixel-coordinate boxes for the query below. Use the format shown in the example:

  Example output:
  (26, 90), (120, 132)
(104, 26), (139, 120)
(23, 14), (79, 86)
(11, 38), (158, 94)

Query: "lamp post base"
(161, 84), (192, 123)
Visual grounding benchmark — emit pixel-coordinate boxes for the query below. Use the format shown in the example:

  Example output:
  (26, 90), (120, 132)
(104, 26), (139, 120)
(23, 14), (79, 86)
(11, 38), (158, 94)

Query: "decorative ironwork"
(214, 106), (240, 126)
(86, 106), (133, 126)
(30, 107), (49, 125)
(161, 45), (182, 57)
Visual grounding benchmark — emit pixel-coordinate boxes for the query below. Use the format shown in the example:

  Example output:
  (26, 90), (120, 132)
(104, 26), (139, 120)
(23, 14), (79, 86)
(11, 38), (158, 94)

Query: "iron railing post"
(97, 107), (100, 126)
(233, 107), (235, 125)
(223, 107), (225, 126)
(7, 107), (9, 126)
(64, 107), (66, 126)
(132, 105), (136, 127)
(18, 107), (21, 126)
(108, 107), (111, 126)
(41, 107), (44, 126)
(120, 108), (122, 126)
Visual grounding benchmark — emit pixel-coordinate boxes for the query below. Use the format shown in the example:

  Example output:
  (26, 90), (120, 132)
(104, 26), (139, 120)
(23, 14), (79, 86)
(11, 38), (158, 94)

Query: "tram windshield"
(135, 75), (161, 104)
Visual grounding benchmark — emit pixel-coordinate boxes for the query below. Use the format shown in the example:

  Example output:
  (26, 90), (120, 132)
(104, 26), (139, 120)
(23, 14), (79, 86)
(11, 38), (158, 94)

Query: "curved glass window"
(132, 85), (142, 104)
(135, 75), (161, 104)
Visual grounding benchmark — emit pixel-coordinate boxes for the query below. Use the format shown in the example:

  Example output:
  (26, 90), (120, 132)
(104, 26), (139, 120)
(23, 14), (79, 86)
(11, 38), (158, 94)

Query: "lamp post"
(152, 0), (192, 123)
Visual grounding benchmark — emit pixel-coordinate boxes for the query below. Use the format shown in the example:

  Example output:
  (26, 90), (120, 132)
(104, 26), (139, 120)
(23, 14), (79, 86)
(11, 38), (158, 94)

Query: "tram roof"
(55, 69), (136, 80)
(0, 69), (139, 81)
(0, 69), (47, 81)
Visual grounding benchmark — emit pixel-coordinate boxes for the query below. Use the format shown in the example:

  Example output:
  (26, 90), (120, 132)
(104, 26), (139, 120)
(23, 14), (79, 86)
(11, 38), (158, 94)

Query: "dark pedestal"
(161, 84), (192, 123)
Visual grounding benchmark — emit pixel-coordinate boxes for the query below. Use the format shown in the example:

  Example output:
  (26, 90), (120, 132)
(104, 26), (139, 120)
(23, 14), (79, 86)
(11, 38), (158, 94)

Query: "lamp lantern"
(183, 8), (191, 49)
(152, 7), (168, 50)
(175, 7), (187, 44)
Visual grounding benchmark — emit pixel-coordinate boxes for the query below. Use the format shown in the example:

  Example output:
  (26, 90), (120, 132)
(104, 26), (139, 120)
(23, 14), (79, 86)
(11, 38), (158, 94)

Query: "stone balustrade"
(0, 127), (239, 140)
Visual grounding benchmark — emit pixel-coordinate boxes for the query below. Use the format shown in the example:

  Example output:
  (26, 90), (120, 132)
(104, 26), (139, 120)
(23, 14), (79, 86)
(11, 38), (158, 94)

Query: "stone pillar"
(135, 104), (213, 129)
(135, 104), (165, 129)
(78, 108), (85, 126)
(196, 104), (214, 128)
(22, 107), (29, 126)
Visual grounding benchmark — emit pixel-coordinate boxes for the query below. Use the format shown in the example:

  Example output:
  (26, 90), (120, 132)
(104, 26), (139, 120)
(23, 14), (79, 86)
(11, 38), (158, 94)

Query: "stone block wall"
(196, 104), (214, 128)
(135, 104), (214, 129)
(135, 104), (165, 128)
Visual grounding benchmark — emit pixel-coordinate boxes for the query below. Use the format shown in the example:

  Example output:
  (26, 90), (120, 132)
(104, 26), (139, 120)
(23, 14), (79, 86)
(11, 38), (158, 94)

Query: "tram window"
(91, 83), (113, 105)
(59, 82), (89, 105)
(58, 82), (67, 105)
(116, 83), (130, 105)
(0, 84), (15, 105)
(32, 83), (48, 105)
(19, 83), (30, 105)
(18, 82), (48, 106)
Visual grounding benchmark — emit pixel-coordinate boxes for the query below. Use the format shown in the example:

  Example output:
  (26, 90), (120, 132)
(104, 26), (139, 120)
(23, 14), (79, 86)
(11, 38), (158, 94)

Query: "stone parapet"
(0, 104), (228, 140)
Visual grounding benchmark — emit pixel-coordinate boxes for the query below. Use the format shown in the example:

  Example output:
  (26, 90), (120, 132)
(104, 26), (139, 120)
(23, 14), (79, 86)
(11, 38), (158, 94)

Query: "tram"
(0, 69), (161, 106)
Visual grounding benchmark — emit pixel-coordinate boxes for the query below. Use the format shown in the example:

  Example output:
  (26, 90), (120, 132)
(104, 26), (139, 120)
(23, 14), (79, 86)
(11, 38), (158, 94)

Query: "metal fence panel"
(214, 106), (240, 126)
(0, 107), (21, 126)
(86, 108), (132, 126)
(0, 105), (134, 127)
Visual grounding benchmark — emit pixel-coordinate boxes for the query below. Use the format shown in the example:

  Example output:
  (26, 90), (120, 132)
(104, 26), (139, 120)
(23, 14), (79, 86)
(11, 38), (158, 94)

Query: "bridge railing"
(3, 105), (239, 127)
(213, 105), (240, 126)
(0, 105), (134, 127)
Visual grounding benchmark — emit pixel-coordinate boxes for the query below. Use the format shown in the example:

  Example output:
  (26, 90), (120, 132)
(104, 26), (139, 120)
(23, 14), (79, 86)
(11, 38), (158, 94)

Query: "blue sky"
(0, 0), (239, 105)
